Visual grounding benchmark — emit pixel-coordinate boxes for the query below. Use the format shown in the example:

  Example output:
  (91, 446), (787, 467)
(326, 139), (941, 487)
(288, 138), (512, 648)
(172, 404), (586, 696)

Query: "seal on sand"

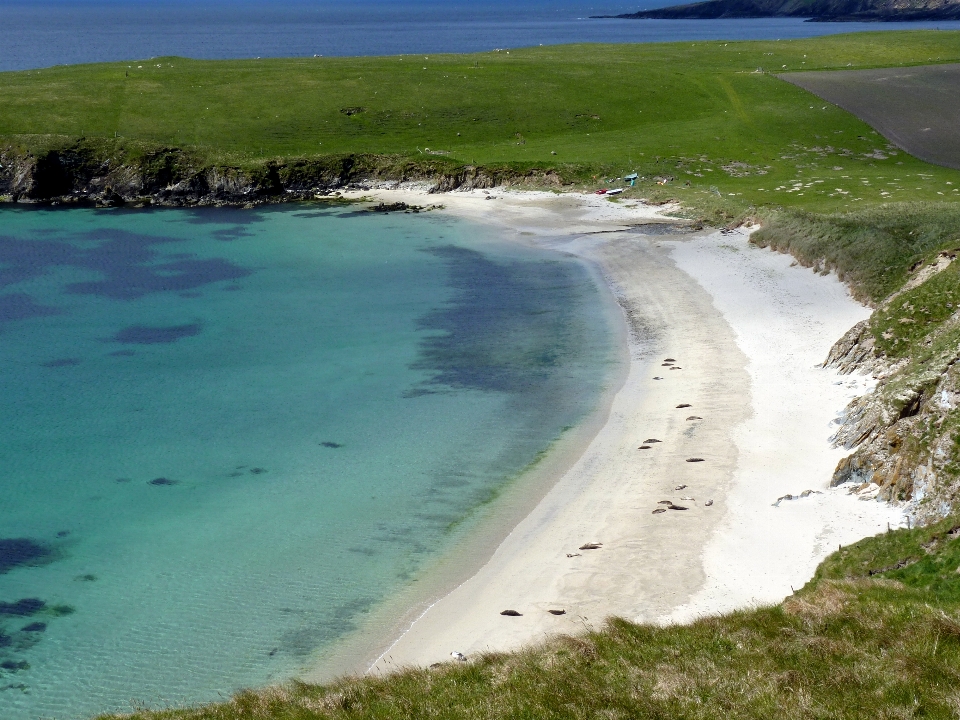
(500, 609), (522, 616)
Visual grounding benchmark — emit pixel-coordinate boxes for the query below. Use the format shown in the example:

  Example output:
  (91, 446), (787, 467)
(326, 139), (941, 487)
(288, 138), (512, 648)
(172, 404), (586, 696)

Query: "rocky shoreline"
(824, 251), (960, 522)
(0, 144), (567, 208)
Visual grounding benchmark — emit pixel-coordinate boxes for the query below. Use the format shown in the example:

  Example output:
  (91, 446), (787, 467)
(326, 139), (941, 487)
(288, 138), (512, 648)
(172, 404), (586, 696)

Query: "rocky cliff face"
(825, 251), (960, 522)
(0, 144), (555, 207)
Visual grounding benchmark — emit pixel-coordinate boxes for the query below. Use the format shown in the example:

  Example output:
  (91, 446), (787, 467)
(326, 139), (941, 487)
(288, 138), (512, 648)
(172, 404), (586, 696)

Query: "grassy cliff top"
(3, 31), (960, 215)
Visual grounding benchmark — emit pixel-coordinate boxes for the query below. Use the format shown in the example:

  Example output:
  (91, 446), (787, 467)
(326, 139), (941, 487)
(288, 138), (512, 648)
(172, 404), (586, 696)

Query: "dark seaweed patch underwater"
(0, 599), (45, 617)
(411, 245), (590, 396)
(0, 227), (252, 344)
(0, 540), (50, 575)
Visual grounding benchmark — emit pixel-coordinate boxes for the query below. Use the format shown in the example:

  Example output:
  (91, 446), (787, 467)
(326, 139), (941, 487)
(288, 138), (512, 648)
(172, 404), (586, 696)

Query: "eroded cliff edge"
(820, 251), (960, 522)
(0, 143), (563, 207)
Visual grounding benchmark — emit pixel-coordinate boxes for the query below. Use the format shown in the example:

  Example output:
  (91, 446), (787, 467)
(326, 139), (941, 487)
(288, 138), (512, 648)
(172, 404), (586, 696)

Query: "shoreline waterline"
(302, 187), (740, 678)
(301, 185), (905, 679)
(300, 230), (634, 682)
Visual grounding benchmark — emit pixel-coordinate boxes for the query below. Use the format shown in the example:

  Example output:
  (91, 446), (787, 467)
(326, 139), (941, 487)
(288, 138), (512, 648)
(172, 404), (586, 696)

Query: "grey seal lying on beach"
(548, 609), (566, 615)
(652, 508), (666, 514)
(579, 542), (603, 550)
(500, 609), (522, 616)
(676, 403), (692, 408)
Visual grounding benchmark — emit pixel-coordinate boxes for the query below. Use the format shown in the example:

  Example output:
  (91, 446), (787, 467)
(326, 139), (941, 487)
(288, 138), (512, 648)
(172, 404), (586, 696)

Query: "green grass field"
(7, 30), (960, 720)
(3, 31), (960, 215)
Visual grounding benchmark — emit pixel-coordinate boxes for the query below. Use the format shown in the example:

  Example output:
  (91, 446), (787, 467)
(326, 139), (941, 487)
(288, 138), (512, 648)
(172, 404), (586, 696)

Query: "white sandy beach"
(306, 186), (904, 680)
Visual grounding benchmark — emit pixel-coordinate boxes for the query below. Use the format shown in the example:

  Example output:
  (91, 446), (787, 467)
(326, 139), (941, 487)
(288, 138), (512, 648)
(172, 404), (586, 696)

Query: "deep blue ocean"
(2, 0), (960, 71)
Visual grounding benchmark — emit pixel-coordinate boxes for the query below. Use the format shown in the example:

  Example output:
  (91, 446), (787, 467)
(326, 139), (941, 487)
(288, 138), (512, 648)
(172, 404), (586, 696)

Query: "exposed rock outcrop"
(825, 255), (960, 523)
(0, 143), (561, 208)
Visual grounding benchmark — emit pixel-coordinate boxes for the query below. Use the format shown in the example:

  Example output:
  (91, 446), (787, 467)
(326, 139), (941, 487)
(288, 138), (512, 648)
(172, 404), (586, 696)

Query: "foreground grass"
(3, 31), (960, 215)
(98, 518), (960, 720)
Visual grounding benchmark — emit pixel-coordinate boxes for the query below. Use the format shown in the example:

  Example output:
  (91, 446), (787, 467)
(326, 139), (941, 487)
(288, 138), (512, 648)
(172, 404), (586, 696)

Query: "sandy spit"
(302, 186), (903, 679)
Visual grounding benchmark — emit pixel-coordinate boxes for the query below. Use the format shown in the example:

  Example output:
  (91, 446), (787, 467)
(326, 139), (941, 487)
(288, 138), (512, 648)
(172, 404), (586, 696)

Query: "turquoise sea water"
(0, 204), (619, 720)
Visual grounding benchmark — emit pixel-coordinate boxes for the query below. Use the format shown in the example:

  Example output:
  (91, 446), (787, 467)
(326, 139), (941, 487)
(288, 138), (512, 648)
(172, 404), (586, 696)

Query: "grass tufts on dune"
(751, 202), (960, 302)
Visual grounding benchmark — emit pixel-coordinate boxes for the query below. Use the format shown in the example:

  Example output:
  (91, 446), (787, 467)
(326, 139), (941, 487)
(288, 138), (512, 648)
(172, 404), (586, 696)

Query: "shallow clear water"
(0, 205), (619, 719)
(3, 0), (960, 71)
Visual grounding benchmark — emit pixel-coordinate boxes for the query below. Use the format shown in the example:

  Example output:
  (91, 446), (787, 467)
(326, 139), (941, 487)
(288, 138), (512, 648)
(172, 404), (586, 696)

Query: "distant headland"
(597, 0), (960, 22)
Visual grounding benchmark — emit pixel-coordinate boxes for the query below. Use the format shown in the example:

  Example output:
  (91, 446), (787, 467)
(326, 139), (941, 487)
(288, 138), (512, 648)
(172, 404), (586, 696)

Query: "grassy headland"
(5, 30), (960, 719)
(611, 0), (960, 22)
(3, 31), (960, 216)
